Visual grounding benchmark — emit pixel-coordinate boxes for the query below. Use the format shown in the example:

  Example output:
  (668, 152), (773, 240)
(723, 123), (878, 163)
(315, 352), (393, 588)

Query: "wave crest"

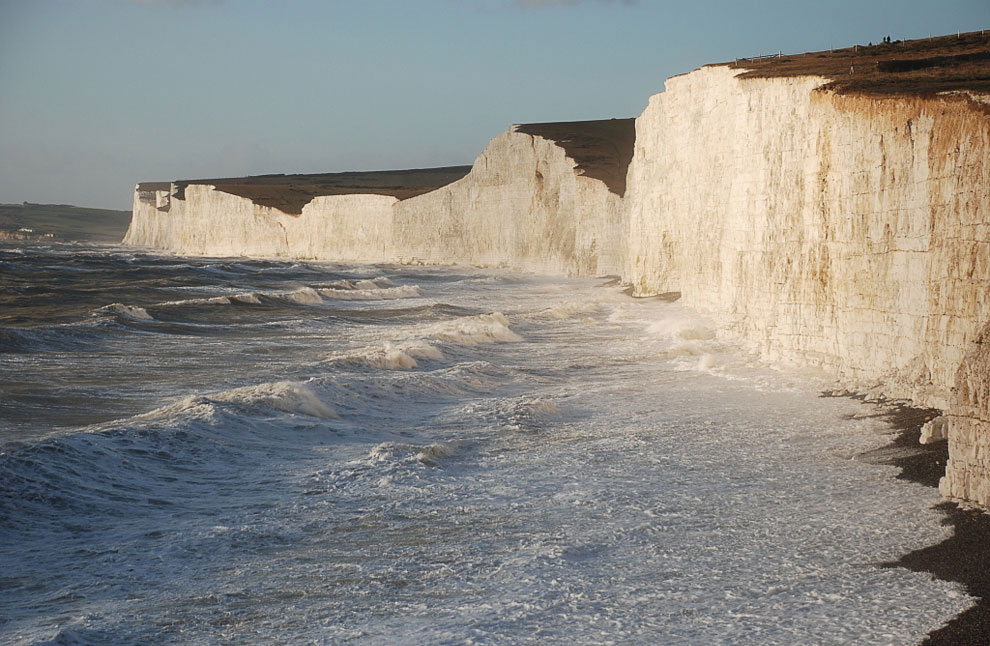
(332, 341), (445, 371)
(319, 285), (420, 301)
(140, 381), (338, 421)
(423, 312), (523, 345)
(95, 303), (154, 321)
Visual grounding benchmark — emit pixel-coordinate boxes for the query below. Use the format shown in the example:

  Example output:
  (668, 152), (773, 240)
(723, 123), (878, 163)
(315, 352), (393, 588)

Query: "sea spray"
(0, 243), (972, 645)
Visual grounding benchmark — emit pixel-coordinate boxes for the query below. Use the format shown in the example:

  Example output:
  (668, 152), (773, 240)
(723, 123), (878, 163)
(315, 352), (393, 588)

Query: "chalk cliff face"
(125, 60), (990, 507)
(124, 122), (628, 277)
(622, 65), (990, 506)
(125, 185), (396, 261)
(391, 127), (624, 276)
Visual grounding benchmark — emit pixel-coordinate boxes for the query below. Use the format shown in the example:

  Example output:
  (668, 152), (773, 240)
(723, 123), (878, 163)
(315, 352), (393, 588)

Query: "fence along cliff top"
(723, 30), (990, 97)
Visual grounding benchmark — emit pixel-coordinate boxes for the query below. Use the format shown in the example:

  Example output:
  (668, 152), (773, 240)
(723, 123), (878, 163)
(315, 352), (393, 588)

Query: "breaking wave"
(421, 312), (523, 345)
(319, 284), (421, 300)
(94, 303), (154, 321)
(138, 380), (339, 421)
(329, 341), (445, 371)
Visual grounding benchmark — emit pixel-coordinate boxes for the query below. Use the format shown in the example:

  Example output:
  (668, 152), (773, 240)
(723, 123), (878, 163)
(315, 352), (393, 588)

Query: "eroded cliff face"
(125, 124), (626, 277)
(623, 65), (990, 506)
(392, 128), (624, 276)
(124, 185), (396, 261)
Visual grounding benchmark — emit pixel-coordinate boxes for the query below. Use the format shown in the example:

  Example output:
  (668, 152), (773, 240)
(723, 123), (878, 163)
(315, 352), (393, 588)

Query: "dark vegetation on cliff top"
(139, 166), (473, 216)
(514, 118), (636, 196)
(726, 30), (990, 96)
(138, 118), (637, 213)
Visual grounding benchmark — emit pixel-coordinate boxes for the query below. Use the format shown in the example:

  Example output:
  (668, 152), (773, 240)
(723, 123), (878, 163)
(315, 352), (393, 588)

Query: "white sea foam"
(231, 292), (262, 304)
(284, 287), (323, 305)
(96, 303), (155, 321)
(332, 341), (445, 371)
(4, 252), (972, 646)
(319, 285), (420, 300)
(645, 309), (716, 342)
(212, 380), (337, 418)
(137, 381), (338, 421)
(156, 295), (233, 307)
(366, 440), (462, 468)
(422, 312), (523, 345)
(534, 300), (602, 320)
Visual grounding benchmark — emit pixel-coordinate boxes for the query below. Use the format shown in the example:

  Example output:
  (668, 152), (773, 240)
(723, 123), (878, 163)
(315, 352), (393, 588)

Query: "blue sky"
(1, 0), (988, 210)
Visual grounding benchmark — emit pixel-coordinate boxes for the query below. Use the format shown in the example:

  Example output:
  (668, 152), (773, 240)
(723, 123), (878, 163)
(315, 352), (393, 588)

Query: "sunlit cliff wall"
(124, 125), (625, 277)
(125, 63), (990, 507)
(124, 186), (396, 262)
(622, 65), (990, 506)
(391, 127), (624, 276)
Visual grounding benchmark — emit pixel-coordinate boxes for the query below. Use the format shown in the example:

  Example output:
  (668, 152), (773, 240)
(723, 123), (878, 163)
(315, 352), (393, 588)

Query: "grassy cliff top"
(514, 118), (636, 196)
(139, 166), (473, 216)
(721, 30), (990, 96)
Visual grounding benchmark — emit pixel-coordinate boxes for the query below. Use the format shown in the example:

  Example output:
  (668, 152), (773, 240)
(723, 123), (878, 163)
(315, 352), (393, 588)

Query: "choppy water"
(0, 242), (972, 644)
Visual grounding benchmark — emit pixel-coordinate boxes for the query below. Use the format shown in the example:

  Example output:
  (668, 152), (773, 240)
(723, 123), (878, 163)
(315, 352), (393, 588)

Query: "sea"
(0, 241), (973, 645)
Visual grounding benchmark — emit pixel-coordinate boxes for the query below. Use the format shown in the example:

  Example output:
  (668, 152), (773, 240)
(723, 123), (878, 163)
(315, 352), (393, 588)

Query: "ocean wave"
(319, 284), (421, 301)
(282, 286), (323, 305)
(154, 295), (234, 307)
(0, 322), (108, 353)
(226, 292), (262, 305)
(367, 440), (464, 469)
(0, 387), (337, 542)
(139, 380), (338, 422)
(421, 312), (523, 345)
(93, 303), (155, 321)
(329, 341), (445, 371)
(532, 300), (602, 320)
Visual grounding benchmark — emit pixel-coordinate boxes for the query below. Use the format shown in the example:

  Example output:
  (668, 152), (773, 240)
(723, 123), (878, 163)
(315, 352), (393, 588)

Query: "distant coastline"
(0, 202), (131, 243)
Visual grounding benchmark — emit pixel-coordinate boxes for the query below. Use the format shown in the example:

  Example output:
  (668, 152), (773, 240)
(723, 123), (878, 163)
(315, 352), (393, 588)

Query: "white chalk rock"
(920, 416), (949, 444)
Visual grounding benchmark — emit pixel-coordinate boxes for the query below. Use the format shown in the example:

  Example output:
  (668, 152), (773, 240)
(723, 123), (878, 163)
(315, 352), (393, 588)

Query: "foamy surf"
(421, 311), (523, 345)
(319, 284), (420, 300)
(95, 302), (155, 320)
(284, 286), (324, 305)
(0, 246), (970, 646)
(329, 340), (445, 371)
(135, 380), (338, 422)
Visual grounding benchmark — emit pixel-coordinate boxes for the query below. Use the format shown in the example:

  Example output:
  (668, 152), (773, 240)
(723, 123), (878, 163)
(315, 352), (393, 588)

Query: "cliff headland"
(125, 32), (990, 512)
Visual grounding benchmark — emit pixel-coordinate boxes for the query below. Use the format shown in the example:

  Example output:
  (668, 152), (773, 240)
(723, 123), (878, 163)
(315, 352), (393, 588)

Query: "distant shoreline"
(0, 202), (131, 243)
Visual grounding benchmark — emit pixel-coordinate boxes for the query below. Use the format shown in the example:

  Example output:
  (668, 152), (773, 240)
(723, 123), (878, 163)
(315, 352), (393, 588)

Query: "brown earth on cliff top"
(139, 118), (636, 214)
(139, 166), (473, 216)
(724, 30), (990, 96)
(514, 118), (636, 196)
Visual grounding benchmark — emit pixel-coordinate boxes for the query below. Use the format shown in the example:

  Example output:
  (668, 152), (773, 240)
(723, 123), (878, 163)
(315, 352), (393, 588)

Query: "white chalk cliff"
(125, 57), (990, 508)
(622, 65), (990, 507)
